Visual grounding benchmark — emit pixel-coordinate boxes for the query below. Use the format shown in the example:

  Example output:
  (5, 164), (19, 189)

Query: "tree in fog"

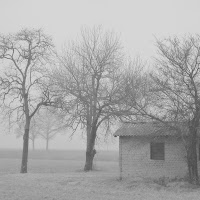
(153, 35), (200, 184)
(15, 118), (39, 150)
(36, 108), (66, 151)
(123, 35), (200, 185)
(0, 29), (55, 173)
(54, 26), (129, 171)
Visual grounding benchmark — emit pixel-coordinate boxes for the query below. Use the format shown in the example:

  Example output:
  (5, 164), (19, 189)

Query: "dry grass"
(1, 150), (200, 200)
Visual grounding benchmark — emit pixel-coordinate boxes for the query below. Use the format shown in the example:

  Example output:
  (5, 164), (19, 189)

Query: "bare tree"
(153, 35), (200, 185)
(0, 29), (55, 173)
(15, 118), (39, 150)
(123, 35), (200, 185)
(54, 26), (129, 171)
(36, 108), (66, 151)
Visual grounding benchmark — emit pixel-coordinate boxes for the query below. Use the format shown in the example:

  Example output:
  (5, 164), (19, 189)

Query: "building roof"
(113, 122), (188, 137)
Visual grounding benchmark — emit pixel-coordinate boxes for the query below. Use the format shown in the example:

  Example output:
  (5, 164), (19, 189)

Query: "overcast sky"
(0, 0), (200, 150)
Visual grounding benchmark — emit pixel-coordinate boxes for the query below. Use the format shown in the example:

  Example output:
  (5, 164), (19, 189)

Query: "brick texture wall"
(119, 136), (200, 179)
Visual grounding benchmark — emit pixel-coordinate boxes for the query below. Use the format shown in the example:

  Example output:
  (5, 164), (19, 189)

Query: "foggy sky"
(0, 0), (199, 149)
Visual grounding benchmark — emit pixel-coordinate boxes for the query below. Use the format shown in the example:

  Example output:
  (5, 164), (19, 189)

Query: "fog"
(0, 129), (118, 150)
(0, 0), (199, 150)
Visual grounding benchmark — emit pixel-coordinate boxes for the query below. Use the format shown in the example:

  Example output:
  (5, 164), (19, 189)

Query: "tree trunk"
(20, 119), (30, 173)
(84, 126), (97, 171)
(46, 139), (49, 151)
(187, 124), (199, 185)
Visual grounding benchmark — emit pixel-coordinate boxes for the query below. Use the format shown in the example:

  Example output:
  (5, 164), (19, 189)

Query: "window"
(150, 142), (165, 160)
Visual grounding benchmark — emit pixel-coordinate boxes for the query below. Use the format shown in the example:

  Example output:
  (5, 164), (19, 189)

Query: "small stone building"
(114, 122), (200, 179)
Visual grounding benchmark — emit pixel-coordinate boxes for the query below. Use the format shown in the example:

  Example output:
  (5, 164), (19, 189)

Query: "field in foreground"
(1, 150), (200, 200)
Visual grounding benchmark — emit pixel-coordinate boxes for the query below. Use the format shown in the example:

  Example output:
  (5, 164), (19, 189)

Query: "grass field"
(1, 149), (200, 200)
(0, 149), (119, 174)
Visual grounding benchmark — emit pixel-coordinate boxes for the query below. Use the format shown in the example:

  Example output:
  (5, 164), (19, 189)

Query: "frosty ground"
(1, 150), (200, 200)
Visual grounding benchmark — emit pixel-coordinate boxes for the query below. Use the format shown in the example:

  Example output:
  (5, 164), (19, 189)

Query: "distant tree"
(53, 26), (130, 171)
(15, 118), (39, 150)
(0, 29), (55, 173)
(36, 108), (66, 151)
